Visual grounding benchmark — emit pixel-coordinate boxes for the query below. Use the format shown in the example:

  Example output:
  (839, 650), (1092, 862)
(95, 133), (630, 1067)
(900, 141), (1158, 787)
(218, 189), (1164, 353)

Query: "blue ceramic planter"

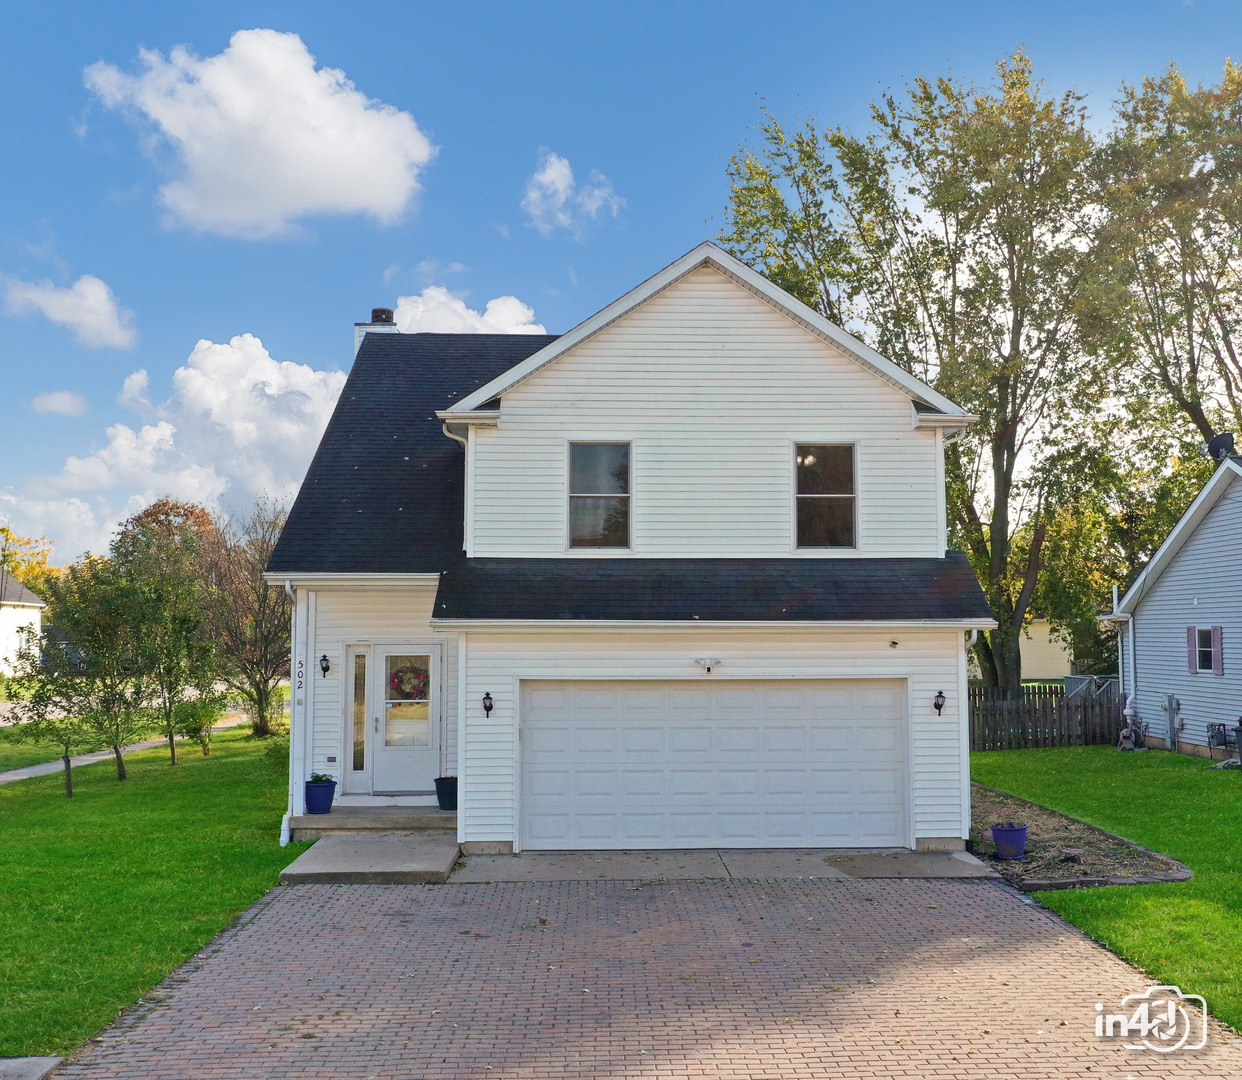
(305, 779), (337, 815)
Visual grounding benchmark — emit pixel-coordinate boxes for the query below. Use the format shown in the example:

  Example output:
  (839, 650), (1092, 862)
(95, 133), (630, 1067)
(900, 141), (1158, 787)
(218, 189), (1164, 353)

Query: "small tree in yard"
(39, 555), (152, 780)
(113, 500), (221, 765)
(209, 500), (291, 738)
(8, 627), (95, 797)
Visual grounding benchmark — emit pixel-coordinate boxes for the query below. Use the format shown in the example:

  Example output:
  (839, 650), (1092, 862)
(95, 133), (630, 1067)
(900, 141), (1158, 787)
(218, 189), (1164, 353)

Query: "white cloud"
(1, 334), (346, 558)
(4, 274), (136, 348)
(521, 149), (624, 237)
(32, 391), (89, 417)
(117, 369), (152, 413)
(393, 286), (546, 334)
(85, 29), (436, 239)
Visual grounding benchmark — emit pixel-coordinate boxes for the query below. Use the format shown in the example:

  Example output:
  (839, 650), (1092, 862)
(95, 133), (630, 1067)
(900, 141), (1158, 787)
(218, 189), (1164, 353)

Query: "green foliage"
(0, 728), (307, 1056)
(111, 500), (221, 766)
(31, 558), (153, 783)
(973, 746), (1242, 1030)
(721, 50), (1101, 688)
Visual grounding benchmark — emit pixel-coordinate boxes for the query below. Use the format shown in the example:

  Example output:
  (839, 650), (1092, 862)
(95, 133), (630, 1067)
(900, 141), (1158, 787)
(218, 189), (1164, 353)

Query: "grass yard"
(0, 725), (106, 772)
(0, 728), (305, 1056)
(972, 746), (1242, 1030)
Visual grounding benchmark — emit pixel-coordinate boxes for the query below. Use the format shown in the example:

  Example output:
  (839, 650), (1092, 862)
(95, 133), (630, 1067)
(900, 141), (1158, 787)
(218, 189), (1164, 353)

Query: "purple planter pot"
(991, 824), (1028, 860)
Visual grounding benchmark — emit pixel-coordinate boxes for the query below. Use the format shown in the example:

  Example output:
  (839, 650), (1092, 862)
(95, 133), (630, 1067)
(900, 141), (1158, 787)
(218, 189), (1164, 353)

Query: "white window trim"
(564, 438), (636, 556)
(790, 439), (860, 556)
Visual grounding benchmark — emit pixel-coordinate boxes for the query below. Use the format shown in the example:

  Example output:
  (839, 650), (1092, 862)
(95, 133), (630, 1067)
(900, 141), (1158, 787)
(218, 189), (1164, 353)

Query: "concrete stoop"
(280, 833), (461, 885)
(289, 807), (456, 842)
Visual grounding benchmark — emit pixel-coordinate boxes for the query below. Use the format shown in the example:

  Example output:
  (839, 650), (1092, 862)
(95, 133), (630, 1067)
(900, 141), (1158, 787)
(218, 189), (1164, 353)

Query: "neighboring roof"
(430, 552), (994, 625)
(0, 570), (45, 608)
(1117, 456), (1242, 615)
(441, 242), (976, 424)
(267, 333), (558, 574)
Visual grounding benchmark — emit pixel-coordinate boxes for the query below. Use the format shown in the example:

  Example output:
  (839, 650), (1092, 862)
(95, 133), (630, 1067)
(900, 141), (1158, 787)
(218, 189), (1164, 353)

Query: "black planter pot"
(304, 779), (337, 815)
(434, 776), (458, 812)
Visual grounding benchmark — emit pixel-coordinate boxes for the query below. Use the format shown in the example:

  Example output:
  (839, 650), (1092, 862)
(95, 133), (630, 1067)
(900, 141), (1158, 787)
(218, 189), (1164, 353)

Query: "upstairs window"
(1189, 626), (1223, 675)
(796, 444), (855, 548)
(569, 442), (630, 548)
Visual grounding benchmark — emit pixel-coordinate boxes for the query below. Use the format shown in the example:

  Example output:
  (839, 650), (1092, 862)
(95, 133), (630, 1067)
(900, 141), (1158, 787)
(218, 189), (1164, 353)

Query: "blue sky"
(3, 0), (1241, 558)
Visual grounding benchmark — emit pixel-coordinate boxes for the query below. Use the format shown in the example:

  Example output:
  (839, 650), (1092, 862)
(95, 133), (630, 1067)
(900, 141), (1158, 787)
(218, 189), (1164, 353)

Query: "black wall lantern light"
(319, 654), (331, 678)
(482, 692), (493, 717)
(933, 690), (946, 715)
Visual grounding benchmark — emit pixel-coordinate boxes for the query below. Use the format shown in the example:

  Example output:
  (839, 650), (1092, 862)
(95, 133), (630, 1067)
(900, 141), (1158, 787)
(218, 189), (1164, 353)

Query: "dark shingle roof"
(267, 332), (558, 574)
(432, 553), (992, 623)
(0, 570), (45, 607)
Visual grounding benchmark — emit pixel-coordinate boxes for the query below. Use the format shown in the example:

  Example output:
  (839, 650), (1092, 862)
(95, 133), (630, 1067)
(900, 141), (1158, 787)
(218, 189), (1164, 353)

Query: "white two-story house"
(267, 243), (994, 853)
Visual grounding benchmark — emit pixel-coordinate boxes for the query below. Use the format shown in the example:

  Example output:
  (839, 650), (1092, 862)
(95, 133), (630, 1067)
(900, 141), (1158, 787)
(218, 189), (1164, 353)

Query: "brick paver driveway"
(57, 877), (1241, 1079)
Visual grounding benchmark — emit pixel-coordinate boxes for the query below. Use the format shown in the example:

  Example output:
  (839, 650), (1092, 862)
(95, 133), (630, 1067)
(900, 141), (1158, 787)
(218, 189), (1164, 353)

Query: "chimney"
(354, 306), (400, 357)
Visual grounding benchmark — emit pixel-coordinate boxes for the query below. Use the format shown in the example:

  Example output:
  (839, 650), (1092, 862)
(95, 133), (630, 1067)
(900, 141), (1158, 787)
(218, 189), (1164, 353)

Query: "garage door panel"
(521, 679), (906, 849)
(667, 726), (712, 752)
(717, 727), (761, 753)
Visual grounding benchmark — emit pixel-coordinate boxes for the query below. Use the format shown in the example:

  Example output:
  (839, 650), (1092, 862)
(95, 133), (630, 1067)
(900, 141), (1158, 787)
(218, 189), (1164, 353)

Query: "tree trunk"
(199, 735), (211, 758)
(113, 744), (128, 781)
(62, 751), (73, 798)
(168, 731), (178, 766)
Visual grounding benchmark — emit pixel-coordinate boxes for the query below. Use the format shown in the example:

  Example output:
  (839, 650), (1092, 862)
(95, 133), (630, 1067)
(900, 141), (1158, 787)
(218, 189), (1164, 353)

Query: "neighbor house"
(1105, 455), (1242, 756)
(266, 243), (995, 852)
(0, 570), (45, 677)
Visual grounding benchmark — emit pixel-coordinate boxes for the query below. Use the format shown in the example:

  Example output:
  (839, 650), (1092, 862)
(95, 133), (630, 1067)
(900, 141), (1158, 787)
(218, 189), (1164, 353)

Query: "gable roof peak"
(444, 241), (973, 421)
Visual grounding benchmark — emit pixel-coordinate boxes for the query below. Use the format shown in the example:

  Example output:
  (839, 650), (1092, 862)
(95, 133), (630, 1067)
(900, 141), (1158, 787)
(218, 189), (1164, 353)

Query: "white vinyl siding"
(1132, 475), (1242, 746)
(306, 586), (458, 779)
(468, 265), (943, 558)
(458, 627), (968, 848)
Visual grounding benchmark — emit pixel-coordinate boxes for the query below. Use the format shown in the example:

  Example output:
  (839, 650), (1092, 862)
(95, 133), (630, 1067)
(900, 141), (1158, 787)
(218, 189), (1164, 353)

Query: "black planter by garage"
(434, 776), (458, 811)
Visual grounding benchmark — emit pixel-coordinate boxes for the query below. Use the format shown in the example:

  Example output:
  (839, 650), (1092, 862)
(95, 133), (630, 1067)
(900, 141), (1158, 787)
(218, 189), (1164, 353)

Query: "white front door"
(520, 678), (907, 849)
(343, 645), (441, 795)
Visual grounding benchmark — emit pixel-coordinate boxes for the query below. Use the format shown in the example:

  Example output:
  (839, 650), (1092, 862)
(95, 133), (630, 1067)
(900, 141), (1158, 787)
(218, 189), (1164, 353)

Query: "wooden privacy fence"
(969, 685), (1123, 752)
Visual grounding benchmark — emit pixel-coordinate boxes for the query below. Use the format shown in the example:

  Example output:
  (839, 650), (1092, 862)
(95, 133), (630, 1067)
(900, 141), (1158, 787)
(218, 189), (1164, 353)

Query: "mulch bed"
(970, 782), (1191, 892)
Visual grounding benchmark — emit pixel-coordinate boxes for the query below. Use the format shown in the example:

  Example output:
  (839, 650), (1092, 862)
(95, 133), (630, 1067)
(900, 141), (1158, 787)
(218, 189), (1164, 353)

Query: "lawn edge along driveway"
(972, 745), (1242, 1033)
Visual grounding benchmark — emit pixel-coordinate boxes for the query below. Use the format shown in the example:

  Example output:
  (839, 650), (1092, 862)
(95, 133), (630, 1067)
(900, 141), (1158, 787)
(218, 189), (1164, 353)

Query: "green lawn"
(972, 746), (1242, 1030)
(0, 725), (107, 772)
(0, 728), (306, 1056)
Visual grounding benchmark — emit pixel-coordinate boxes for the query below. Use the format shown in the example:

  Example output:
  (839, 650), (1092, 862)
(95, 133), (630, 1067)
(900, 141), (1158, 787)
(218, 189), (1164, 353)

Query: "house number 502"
(296, 658), (305, 691)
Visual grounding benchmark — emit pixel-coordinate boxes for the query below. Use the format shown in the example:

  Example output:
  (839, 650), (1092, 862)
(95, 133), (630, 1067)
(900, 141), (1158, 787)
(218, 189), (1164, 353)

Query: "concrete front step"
(280, 833), (461, 885)
(290, 806), (456, 841)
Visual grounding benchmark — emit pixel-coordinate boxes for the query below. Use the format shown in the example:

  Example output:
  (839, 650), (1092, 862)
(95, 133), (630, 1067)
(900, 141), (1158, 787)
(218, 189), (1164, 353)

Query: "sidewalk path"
(0, 716), (249, 786)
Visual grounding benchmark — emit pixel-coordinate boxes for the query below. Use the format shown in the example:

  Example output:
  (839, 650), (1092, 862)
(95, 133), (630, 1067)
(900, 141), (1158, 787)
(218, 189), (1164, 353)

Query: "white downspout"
(442, 422), (468, 449)
(279, 579), (296, 846)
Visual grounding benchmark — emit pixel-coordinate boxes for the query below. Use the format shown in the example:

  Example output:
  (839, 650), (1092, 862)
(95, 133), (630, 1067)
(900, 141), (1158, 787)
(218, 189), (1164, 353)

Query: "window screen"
(796, 444), (855, 548)
(569, 442), (630, 548)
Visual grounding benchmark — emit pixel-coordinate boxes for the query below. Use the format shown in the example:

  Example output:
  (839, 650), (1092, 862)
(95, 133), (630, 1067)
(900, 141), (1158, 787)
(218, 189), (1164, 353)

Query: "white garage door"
(520, 679), (907, 850)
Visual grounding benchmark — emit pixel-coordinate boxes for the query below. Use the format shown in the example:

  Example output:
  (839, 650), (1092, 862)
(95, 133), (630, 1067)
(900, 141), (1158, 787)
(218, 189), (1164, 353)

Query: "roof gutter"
(430, 617), (998, 631)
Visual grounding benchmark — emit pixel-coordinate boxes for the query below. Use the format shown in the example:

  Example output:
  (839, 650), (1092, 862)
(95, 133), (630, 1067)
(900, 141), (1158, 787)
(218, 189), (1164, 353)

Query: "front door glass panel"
(351, 654), (367, 771)
(385, 654), (431, 747)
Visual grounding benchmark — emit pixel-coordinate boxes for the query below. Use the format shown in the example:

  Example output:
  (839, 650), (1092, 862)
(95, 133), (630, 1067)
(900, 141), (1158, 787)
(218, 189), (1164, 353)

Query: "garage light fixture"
(482, 692), (493, 717)
(933, 690), (946, 715)
(695, 658), (722, 674)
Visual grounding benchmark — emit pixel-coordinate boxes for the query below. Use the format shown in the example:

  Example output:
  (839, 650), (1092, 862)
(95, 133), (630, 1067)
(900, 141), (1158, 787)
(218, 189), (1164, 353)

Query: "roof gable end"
(1118, 457), (1242, 614)
(443, 242), (973, 420)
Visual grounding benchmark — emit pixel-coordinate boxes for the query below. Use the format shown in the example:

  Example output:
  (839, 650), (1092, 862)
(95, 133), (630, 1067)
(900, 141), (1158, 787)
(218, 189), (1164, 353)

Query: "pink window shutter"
(1188, 626), (1198, 674)
(1212, 625), (1224, 676)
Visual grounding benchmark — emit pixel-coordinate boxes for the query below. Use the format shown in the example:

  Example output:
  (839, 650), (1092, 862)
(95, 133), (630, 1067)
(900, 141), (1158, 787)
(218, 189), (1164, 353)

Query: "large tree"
(720, 50), (1101, 688)
(209, 500), (291, 738)
(1090, 62), (1242, 444)
(112, 499), (221, 765)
